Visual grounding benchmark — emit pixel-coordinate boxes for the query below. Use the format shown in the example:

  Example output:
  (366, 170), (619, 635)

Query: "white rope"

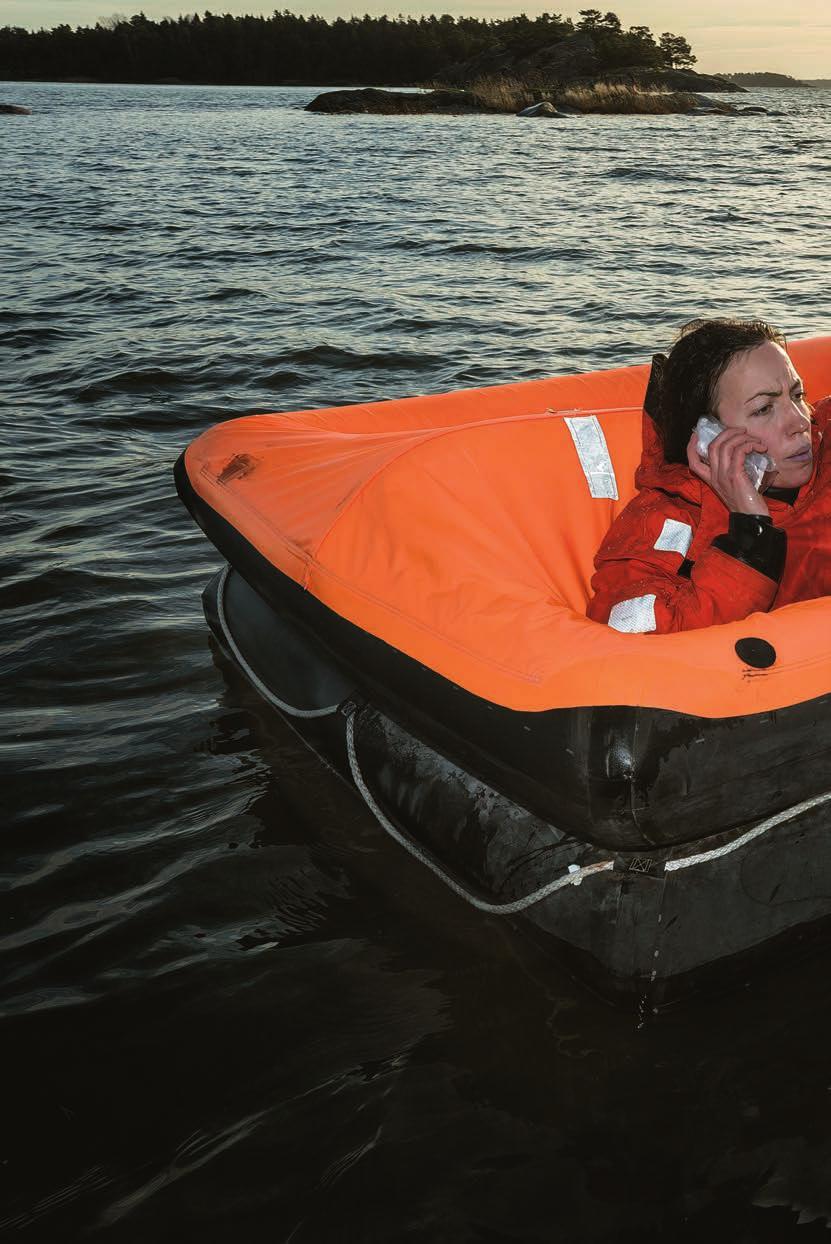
(664, 789), (831, 871)
(215, 565), (342, 719)
(345, 710), (614, 914)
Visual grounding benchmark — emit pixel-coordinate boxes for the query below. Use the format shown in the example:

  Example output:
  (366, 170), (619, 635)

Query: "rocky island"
(306, 82), (763, 118)
(305, 14), (767, 118)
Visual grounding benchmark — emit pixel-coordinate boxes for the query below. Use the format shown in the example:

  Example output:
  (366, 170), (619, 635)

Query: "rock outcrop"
(306, 87), (504, 114)
(307, 86), (766, 118)
(517, 101), (572, 118)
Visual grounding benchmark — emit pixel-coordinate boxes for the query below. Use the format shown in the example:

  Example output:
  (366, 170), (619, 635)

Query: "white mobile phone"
(695, 415), (773, 491)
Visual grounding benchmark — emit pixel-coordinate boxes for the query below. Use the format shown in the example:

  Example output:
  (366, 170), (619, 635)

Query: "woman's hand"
(686, 426), (770, 517)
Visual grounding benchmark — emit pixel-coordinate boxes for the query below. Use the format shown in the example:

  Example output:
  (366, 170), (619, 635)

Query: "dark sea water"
(4, 80), (831, 1241)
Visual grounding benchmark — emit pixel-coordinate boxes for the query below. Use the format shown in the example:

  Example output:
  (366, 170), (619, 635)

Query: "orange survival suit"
(587, 397), (831, 633)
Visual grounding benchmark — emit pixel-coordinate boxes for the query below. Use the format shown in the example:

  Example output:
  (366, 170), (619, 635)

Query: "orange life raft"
(177, 336), (831, 1004)
(181, 335), (831, 720)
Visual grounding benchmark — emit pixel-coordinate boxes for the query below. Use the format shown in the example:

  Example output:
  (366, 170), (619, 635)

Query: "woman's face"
(715, 341), (812, 488)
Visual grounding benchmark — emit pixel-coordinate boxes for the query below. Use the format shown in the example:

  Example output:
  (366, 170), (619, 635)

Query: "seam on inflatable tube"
(664, 790), (831, 871)
(345, 709), (615, 914)
(206, 500), (546, 686)
(307, 556), (547, 685)
(310, 407), (579, 572)
(216, 565), (341, 719)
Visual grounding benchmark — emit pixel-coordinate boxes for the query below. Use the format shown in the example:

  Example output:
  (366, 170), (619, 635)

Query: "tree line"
(0, 9), (696, 86)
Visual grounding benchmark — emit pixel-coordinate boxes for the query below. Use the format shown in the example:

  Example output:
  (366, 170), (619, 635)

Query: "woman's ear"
(643, 353), (668, 423)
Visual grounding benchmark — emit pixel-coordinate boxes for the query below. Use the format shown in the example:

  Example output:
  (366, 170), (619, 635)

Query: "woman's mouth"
(787, 446), (812, 462)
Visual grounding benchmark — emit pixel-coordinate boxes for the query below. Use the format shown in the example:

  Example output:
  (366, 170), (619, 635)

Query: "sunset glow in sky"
(7, 0), (831, 77)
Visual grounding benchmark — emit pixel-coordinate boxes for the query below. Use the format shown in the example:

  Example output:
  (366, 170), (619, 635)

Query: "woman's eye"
(750, 403), (772, 417)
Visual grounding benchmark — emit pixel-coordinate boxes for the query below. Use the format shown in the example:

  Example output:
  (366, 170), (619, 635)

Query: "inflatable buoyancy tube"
(177, 337), (831, 1005)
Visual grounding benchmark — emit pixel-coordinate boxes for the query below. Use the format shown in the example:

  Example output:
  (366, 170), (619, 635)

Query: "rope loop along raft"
(214, 563), (831, 908)
(214, 565), (831, 910)
(178, 336), (831, 1006)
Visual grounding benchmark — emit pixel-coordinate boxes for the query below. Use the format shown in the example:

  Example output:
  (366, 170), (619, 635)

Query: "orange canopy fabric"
(184, 336), (831, 717)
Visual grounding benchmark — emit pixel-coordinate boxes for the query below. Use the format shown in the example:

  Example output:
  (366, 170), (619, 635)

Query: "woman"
(587, 318), (831, 633)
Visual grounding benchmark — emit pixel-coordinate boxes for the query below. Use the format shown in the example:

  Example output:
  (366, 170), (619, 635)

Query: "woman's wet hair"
(647, 318), (787, 464)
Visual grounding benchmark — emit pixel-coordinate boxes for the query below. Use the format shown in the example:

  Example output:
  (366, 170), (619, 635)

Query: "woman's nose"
(786, 400), (810, 430)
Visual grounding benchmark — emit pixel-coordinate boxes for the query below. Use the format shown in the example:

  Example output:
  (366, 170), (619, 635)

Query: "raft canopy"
(182, 335), (831, 718)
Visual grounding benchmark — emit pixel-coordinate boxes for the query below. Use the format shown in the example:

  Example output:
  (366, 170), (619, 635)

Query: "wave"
(279, 343), (439, 371)
(205, 286), (262, 302)
(75, 367), (190, 401)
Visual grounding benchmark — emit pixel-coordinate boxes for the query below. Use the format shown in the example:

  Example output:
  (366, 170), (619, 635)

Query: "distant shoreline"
(4, 75), (828, 90)
(0, 77), (761, 89)
(723, 72), (824, 88)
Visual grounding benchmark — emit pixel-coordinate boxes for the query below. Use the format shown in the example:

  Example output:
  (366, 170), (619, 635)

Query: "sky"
(6, 0), (831, 77)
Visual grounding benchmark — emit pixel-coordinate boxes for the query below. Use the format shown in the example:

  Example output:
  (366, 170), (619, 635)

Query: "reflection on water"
(3, 79), (831, 1239)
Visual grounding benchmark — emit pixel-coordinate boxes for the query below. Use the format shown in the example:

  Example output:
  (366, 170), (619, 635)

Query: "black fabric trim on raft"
(174, 452), (831, 852)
